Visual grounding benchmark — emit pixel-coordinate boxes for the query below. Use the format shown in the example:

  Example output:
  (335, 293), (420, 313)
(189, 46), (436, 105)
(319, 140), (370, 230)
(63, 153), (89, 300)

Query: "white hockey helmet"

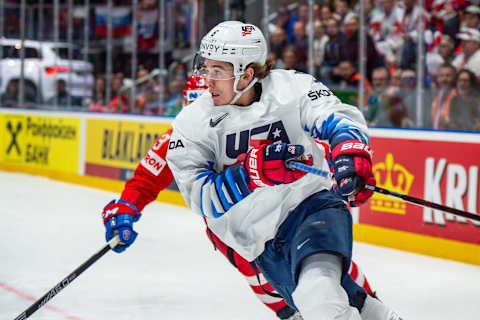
(199, 21), (267, 76)
(195, 21), (267, 104)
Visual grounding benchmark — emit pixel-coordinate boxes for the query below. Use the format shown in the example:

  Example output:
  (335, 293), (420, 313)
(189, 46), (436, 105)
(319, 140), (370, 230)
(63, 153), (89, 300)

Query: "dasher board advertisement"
(361, 130), (480, 245)
(85, 119), (171, 181)
(0, 114), (80, 173)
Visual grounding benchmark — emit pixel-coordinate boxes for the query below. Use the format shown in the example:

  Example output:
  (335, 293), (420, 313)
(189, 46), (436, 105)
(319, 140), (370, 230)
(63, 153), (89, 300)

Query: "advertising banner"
(0, 114), (80, 173)
(360, 135), (480, 245)
(85, 119), (171, 181)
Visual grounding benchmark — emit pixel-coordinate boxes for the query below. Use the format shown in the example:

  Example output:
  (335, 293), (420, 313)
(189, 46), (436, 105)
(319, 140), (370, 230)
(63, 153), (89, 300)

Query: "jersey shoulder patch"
(141, 149), (167, 176)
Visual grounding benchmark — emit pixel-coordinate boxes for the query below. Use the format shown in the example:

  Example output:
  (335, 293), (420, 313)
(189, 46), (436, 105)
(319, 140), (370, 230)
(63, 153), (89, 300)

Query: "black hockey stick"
(13, 236), (120, 320)
(289, 162), (480, 222)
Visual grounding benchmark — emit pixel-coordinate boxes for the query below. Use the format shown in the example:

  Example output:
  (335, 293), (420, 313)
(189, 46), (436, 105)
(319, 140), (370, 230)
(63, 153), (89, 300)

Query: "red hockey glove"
(242, 143), (313, 191)
(331, 140), (376, 206)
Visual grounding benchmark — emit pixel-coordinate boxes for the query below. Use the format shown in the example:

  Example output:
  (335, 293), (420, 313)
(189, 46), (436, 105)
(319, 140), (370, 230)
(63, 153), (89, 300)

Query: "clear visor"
(193, 53), (236, 81)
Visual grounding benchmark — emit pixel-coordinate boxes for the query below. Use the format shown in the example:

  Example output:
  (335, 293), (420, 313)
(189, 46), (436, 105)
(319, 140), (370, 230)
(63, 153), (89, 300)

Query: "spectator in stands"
(165, 75), (185, 116)
(281, 45), (306, 72)
(108, 76), (129, 113)
(333, 0), (355, 27)
(463, 5), (480, 31)
(378, 69), (418, 128)
(332, 60), (372, 107)
(368, 67), (413, 127)
(296, 3), (309, 26)
(430, 63), (457, 130)
(320, 3), (333, 22)
(1, 79), (19, 107)
(313, 3), (322, 22)
(321, 17), (347, 82)
(366, 66), (391, 125)
(372, 67), (391, 92)
(111, 75), (124, 98)
(369, 0), (404, 66)
(313, 19), (328, 76)
(426, 35), (456, 78)
(452, 28), (480, 78)
(284, 5), (299, 44)
(363, 0), (380, 25)
(169, 60), (188, 82)
(272, 6), (291, 35)
(270, 27), (288, 61)
(399, 0), (430, 70)
(140, 85), (163, 115)
(389, 68), (403, 92)
(292, 21), (308, 66)
(136, 65), (154, 95)
(344, 15), (381, 80)
(47, 79), (81, 107)
(425, 0), (465, 47)
(436, 2), (461, 45)
(89, 76), (107, 112)
(332, 60), (371, 93)
(137, 65), (149, 79)
(448, 69), (480, 131)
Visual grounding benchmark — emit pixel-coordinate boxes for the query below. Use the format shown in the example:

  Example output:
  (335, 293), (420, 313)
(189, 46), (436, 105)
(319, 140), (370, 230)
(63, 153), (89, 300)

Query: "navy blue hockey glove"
(331, 140), (376, 206)
(102, 199), (142, 253)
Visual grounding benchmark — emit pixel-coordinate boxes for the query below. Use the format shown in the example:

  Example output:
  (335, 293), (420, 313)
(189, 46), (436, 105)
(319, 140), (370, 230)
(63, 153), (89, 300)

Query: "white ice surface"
(1, 171), (479, 320)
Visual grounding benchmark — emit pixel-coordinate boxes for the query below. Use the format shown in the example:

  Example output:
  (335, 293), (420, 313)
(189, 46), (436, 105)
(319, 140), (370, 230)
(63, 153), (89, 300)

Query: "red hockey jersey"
(120, 128), (174, 211)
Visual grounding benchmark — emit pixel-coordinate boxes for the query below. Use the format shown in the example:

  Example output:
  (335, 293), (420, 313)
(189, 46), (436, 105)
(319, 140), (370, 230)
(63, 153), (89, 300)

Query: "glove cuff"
(242, 145), (275, 190)
(331, 140), (373, 163)
(102, 199), (140, 225)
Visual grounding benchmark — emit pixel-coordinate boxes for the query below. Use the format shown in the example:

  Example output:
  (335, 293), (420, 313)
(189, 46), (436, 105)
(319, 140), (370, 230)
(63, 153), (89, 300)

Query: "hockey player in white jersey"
(166, 21), (402, 320)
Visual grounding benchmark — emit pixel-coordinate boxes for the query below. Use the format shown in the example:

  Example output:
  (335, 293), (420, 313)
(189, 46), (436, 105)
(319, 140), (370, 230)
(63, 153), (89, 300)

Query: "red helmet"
(183, 73), (208, 105)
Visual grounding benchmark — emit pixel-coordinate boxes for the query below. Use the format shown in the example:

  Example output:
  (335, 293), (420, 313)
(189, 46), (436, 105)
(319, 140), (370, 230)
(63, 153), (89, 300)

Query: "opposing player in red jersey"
(101, 74), (375, 320)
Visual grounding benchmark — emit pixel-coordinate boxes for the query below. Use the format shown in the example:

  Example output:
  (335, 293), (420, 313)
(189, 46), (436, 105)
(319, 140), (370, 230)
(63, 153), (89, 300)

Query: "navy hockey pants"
(254, 190), (367, 311)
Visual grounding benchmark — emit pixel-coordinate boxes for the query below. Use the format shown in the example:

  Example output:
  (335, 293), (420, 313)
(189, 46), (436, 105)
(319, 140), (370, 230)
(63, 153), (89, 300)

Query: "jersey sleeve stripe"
(196, 165), (251, 218)
(307, 114), (369, 147)
(214, 174), (233, 211)
(199, 174), (214, 217)
(225, 168), (243, 202)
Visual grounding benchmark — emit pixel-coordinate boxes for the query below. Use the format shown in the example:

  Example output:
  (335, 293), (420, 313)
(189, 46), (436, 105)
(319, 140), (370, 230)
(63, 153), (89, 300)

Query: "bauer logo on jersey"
(241, 25), (255, 36)
(141, 150), (167, 176)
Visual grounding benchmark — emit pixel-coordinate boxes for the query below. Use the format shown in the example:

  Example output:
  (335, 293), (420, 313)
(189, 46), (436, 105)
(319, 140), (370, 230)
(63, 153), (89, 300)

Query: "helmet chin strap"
(229, 75), (258, 105)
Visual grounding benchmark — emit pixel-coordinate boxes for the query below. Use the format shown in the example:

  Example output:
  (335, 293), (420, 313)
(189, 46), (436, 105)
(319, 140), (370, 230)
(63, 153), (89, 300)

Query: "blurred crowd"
(264, 0), (480, 131)
(1, 0), (480, 131)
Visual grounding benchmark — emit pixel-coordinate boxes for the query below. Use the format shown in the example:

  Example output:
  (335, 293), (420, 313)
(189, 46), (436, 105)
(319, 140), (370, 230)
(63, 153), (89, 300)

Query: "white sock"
(292, 253), (362, 320)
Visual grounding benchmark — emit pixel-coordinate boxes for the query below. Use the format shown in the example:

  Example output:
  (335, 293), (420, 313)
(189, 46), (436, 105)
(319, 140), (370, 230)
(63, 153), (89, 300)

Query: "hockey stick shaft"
(289, 162), (480, 222)
(363, 184), (480, 221)
(13, 236), (120, 320)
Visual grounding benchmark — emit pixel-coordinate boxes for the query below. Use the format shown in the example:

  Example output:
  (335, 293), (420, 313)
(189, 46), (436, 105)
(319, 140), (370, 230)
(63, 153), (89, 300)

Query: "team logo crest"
(242, 25), (255, 36)
(122, 230), (131, 240)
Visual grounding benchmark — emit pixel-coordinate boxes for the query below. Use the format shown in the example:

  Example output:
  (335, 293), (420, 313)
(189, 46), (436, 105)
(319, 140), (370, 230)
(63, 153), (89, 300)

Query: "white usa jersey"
(166, 69), (369, 261)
